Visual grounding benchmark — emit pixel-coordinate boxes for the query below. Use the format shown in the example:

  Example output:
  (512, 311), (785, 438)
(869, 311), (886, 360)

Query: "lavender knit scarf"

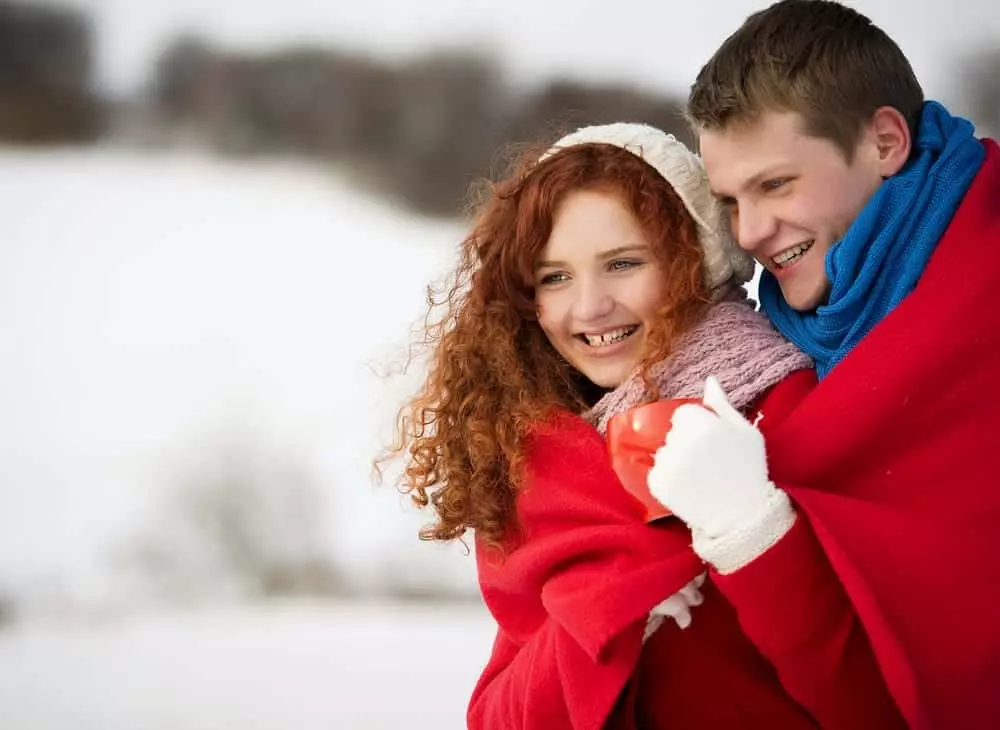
(585, 292), (813, 435)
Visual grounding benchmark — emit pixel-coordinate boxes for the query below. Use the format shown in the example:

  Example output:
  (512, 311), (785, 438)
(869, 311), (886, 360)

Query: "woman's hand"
(644, 572), (707, 638)
(646, 377), (796, 574)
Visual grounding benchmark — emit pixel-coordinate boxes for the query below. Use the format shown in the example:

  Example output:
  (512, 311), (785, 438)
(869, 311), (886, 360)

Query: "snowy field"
(0, 145), (479, 599)
(0, 600), (496, 730)
(0, 145), (496, 727)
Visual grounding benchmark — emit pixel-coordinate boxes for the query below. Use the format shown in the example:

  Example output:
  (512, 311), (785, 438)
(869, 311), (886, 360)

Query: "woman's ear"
(871, 106), (912, 177)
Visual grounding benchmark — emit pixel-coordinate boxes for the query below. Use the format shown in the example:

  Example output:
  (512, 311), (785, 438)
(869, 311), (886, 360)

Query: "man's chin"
(779, 282), (830, 313)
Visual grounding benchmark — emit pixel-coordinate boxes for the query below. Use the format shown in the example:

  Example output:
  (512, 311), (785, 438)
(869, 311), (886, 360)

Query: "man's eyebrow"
(712, 165), (790, 200)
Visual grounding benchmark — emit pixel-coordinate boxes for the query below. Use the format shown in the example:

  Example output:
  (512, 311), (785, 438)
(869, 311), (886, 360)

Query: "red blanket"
(767, 139), (1000, 728)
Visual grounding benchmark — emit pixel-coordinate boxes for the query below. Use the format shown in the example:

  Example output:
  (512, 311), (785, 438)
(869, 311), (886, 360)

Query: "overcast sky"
(63, 0), (999, 112)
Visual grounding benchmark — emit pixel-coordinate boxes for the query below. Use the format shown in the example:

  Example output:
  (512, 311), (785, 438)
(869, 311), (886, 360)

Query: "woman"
(386, 123), (904, 728)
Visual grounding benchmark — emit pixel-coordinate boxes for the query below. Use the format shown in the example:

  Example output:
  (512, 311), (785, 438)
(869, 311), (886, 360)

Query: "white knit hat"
(540, 122), (754, 295)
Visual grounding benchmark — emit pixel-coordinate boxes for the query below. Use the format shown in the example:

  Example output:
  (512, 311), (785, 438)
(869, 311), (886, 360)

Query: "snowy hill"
(0, 146), (478, 605)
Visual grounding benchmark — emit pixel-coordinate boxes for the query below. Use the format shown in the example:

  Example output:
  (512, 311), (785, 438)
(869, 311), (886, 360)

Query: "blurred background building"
(0, 0), (997, 727)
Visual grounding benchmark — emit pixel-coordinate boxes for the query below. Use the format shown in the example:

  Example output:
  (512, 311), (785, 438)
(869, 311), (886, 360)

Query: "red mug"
(606, 397), (708, 523)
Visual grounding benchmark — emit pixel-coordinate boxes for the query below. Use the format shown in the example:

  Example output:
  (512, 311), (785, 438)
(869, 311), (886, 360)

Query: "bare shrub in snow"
(116, 437), (345, 605)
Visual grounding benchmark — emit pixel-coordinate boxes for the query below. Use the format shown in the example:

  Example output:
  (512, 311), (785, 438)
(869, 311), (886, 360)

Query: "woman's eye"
(539, 272), (568, 285)
(609, 259), (641, 272)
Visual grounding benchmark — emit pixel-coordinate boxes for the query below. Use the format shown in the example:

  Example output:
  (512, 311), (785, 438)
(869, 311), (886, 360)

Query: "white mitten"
(647, 376), (796, 574)
(644, 572), (707, 640)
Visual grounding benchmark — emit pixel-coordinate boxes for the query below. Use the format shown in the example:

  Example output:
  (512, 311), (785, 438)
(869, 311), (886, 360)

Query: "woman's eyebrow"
(535, 244), (648, 270)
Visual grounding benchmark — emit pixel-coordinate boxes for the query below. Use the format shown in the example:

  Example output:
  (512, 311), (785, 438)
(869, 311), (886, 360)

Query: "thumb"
(673, 604), (693, 630)
(702, 376), (747, 426)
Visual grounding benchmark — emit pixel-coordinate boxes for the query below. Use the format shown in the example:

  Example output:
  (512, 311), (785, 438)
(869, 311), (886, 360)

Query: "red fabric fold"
(470, 414), (704, 729)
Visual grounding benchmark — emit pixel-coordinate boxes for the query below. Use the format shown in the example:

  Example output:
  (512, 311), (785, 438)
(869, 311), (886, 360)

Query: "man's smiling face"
(699, 110), (885, 311)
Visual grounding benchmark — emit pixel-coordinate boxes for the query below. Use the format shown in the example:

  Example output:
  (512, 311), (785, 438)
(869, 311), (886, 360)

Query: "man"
(648, 1), (1000, 727)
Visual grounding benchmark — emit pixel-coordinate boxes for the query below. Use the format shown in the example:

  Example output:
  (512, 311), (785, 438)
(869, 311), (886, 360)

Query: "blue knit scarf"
(760, 101), (985, 379)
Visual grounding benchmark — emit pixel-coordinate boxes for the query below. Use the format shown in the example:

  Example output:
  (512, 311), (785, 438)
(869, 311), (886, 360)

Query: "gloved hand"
(644, 572), (707, 640)
(647, 376), (796, 574)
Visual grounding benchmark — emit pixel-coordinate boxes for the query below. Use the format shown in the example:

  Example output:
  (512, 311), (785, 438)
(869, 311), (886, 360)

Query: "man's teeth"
(584, 326), (637, 347)
(772, 241), (814, 268)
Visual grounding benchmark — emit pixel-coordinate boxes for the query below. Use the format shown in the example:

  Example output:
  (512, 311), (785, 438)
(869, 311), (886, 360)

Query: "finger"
(651, 594), (686, 617)
(666, 402), (720, 443)
(673, 605), (693, 630)
(702, 376), (748, 426)
(679, 582), (704, 606)
(645, 458), (675, 508)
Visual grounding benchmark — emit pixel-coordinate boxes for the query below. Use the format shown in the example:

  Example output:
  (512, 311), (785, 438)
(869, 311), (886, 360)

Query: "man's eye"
(762, 178), (789, 192)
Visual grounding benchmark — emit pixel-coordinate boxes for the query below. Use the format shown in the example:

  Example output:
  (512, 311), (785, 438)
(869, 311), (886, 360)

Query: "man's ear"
(871, 106), (912, 177)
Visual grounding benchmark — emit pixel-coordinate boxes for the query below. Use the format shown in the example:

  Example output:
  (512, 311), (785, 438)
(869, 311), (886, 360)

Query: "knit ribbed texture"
(691, 488), (797, 575)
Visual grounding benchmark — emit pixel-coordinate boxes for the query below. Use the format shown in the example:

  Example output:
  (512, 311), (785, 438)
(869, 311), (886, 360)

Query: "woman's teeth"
(583, 326), (638, 347)
(772, 241), (814, 268)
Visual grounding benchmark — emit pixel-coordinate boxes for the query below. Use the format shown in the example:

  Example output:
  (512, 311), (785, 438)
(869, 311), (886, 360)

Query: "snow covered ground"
(0, 144), (497, 727)
(0, 600), (496, 730)
(0, 145), (479, 604)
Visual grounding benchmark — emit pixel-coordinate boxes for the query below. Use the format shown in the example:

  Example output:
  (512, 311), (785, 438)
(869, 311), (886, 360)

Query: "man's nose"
(736, 203), (778, 253)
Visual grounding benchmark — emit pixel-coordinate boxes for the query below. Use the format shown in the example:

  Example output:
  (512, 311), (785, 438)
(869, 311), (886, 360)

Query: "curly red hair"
(384, 140), (711, 551)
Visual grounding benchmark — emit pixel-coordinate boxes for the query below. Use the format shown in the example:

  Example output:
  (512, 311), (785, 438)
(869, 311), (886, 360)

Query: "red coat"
(469, 370), (903, 729)
(767, 139), (1000, 729)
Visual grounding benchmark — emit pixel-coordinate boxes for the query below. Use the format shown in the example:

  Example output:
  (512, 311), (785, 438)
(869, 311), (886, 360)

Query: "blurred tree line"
(3, 1), (1000, 219)
(147, 37), (693, 217)
(0, 1), (103, 142)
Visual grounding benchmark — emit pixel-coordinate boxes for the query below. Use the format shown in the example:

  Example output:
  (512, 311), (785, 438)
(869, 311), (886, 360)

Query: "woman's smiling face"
(534, 188), (665, 388)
